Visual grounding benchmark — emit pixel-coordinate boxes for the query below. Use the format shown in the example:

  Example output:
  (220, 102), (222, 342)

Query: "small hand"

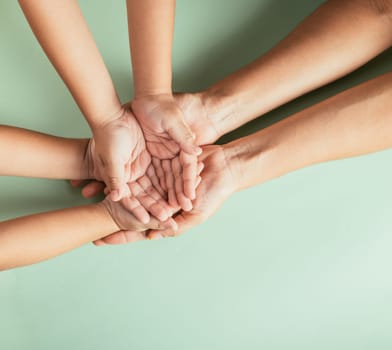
(90, 107), (151, 201)
(173, 92), (220, 145)
(95, 145), (235, 245)
(131, 94), (202, 158)
(98, 196), (176, 246)
(130, 94), (201, 206)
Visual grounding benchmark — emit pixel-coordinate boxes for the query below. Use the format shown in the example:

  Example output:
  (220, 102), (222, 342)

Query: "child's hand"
(130, 95), (201, 202)
(90, 107), (151, 202)
(101, 195), (176, 234)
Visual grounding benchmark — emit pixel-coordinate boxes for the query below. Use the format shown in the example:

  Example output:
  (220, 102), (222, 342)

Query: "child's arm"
(18, 0), (147, 200)
(0, 125), (89, 179)
(0, 199), (172, 271)
(126, 0), (201, 206)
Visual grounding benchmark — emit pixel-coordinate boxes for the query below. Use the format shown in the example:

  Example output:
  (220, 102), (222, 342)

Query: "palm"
(174, 93), (219, 146)
(148, 145), (236, 238)
(131, 98), (183, 159)
(90, 108), (151, 198)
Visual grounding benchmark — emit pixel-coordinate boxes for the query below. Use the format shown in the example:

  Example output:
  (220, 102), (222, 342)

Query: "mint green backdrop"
(1, 1), (392, 349)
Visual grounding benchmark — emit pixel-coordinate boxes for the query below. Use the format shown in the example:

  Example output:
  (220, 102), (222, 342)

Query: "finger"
(121, 196), (150, 224)
(93, 230), (148, 246)
(172, 157), (193, 212)
(129, 181), (170, 222)
(130, 150), (151, 181)
(81, 181), (106, 198)
(162, 159), (179, 208)
(197, 162), (204, 175)
(70, 180), (85, 187)
(152, 157), (167, 192)
(196, 175), (202, 188)
(104, 159), (126, 201)
(146, 165), (166, 198)
(137, 175), (172, 215)
(180, 151), (198, 200)
(166, 118), (202, 155)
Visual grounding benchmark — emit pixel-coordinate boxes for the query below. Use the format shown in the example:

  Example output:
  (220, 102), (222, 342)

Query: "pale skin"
(18, 0), (199, 208)
(126, 0), (201, 206)
(0, 126), (177, 270)
(94, 0), (392, 243)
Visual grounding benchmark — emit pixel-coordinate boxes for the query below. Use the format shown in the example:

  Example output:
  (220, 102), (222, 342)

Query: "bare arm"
(126, 0), (175, 97)
(227, 71), (392, 191)
(0, 203), (118, 271)
(143, 72), (392, 239)
(200, 0), (392, 138)
(18, 0), (121, 127)
(0, 125), (89, 179)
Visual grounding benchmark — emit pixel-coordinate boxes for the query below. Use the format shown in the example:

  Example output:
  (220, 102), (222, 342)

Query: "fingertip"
(93, 240), (106, 246)
(109, 190), (121, 202)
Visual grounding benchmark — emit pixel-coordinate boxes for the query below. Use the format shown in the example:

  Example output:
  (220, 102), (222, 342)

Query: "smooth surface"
(1, 1), (392, 349)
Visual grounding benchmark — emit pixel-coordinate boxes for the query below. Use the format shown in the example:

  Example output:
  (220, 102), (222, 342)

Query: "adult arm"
(151, 71), (392, 237)
(185, 0), (392, 140)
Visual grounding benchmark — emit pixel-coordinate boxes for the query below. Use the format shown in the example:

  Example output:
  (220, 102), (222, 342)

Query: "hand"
(90, 106), (151, 201)
(173, 92), (220, 145)
(95, 145), (237, 245)
(131, 94), (202, 207)
(149, 145), (237, 239)
(97, 196), (176, 246)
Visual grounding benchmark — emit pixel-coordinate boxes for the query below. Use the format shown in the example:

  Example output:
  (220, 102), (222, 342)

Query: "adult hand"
(149, 145), (237, 239)
(91, 106), (151, 201)
(95, 145), (237, 244)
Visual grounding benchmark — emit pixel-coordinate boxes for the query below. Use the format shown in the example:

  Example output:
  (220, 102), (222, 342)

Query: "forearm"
(204, 0), (392, 137)
(0, 126), (89, 179)
(0, 203), (119, 270)
(127, 0), (175, 97)
(224, 72), (392, 191)
(19, 0), (122, 127)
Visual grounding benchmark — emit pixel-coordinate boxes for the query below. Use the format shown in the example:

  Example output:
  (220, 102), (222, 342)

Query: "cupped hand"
(130, 94), (202, 207)
(173, 93), (220, 145)
(95, 145), (237, 245)
(90, 106), (151, 201)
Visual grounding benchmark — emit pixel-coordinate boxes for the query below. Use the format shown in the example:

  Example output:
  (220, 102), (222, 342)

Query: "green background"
(1, 0), (392, 349)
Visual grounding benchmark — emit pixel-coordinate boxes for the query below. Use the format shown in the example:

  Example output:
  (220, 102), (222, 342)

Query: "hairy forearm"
(225, 72), (392, 191)
(0, 126), (89, 179)
(204, 0), (392, 137)
(19, 0), (122, 127)
(127, 0), (175, 96)
(0, 203), (118, 270)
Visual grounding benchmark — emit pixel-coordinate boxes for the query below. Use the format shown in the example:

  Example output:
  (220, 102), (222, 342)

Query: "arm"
(19, 0), (147, 200)
(126, 0), (201, 205)
(0, 125), (89, 179)
(145, 71), (392, 238)
(0, 203), (118, 271)
(174, 0), (392, 142)
(0, 197), (175, 271)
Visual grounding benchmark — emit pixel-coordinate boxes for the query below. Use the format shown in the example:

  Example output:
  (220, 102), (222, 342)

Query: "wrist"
(222, 130), (279, 192)
(79, 139), (92, 179)
(89, 104), (125, 131)
(200, 86), (240, 139)
(98, 200), (122, 231)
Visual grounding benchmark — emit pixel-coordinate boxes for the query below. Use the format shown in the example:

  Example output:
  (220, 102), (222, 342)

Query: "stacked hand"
(74, 93), (214, 241)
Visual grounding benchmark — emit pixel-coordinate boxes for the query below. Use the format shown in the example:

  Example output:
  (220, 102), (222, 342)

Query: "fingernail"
(151, 233), (163, 240)
(194, 146), (202, 155)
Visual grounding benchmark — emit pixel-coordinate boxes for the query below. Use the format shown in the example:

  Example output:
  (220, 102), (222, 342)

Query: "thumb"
(166, 117), (202, 156)
(106, 161), (126, 201)
(149, 211), (202, 239)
